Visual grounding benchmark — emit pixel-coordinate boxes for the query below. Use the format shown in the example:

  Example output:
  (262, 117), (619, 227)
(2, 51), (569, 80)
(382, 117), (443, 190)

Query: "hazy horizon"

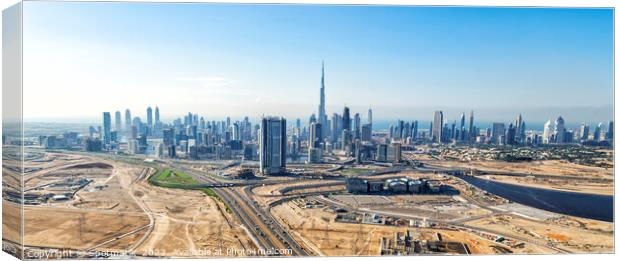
(22, 104), (613, 131)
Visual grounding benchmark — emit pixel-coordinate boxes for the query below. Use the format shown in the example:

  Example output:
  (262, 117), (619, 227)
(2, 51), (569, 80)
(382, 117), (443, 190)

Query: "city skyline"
(22, 3), (613, 122)
(3, 2), (615, 258)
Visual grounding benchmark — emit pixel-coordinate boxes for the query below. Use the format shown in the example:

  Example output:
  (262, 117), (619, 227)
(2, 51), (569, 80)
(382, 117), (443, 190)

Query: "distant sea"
(21, 119), (597, 138)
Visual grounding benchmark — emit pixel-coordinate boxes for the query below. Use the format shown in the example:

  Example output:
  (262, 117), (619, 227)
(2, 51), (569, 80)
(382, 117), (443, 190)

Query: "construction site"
(2, 146), (614, 258)
(2, 148), (256, 258)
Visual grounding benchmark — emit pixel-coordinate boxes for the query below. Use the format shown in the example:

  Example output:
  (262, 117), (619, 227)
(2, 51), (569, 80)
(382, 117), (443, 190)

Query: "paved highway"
(172, 164), (309, 256)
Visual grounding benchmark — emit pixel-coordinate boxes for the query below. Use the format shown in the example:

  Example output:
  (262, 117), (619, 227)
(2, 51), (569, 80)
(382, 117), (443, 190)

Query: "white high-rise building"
(543, 120), (553, 144)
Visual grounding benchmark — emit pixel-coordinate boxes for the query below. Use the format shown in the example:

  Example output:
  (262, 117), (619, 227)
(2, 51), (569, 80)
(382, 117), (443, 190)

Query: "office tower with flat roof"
(102, 112), (111, 145)
(361, 123), (372, 141)
(354, 113), (361, 139)
(163, 128), (174, 146)
(308, 122), (323, 163)
(309, 122), (322, 149)
(491, 122), (506, 144)
(387, 142), (402, 163)
(342, 107), (351, 147)
(520, 121), (526, 142)
(331, 113), (341, 142)
(376, 144), (388, 162)
(125, 109), (131, 133)
(147, 106), (153, 128)
(607, 121), (614, 140)
(432, 111), (443, 143)
(113, 111), (121, 133)
(468, 110), (475, 141)
(260, 117), (287, 175)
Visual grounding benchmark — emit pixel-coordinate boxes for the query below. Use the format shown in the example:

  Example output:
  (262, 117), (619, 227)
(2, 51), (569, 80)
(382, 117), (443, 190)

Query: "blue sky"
(23, 2), (613, 125)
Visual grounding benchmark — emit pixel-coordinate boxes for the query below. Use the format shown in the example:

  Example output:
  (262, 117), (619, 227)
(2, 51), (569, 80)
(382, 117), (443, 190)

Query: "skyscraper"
(606, 121), (614, 140)
(102, 112), (111, 145)
(361, 123), (372, 141)
(342, 107), (351, 131)
(432, 111), (443, 143)
(579, 123), (590, 142)
(450, 121), (456, 141)
(354, 113), (361, 139)
(515, 114), (523, 143)
(309, 114), (317, 124)
(114, 111), (121, 132)
(155, 106), (160, 123)
(543, 120), (553, 144)
(124, 109), (131, 133)
(368, 107), (373, 125)
(259, 117), (287, 175)
(318, 61), (327, 128)
(232, 122), (240, 141)
(491, 122), (506, 144)
(147, 106), (153, 127)
(468, 110), (475, 141)
(555, 116), (566, 143)
(309, 122), (322, 148)
(594, 122), (602, 141)
(342, 107), (351, 147)
(331, 113), (341, 142)
(459, 113), (465, 141)
(506, 123), (516, 145)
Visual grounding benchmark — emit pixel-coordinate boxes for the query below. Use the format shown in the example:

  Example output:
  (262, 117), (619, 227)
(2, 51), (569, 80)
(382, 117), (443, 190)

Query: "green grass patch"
(149, 168), (199, 188)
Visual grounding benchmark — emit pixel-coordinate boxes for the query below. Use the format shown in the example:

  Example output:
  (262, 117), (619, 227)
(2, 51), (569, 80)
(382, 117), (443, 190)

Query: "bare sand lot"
(464, 214), (613, 253)
(132, 177), (256, 257)
(424, 159), (613, 195)
(2, 201), (22, 244)
(4, 152), (256, 257)
(428, 159), (612, 178)
(270, 201), (543, 255)
(329, 194), (492, 222)
(482, 174), (613, 195)
(23, 205), (150, 250)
